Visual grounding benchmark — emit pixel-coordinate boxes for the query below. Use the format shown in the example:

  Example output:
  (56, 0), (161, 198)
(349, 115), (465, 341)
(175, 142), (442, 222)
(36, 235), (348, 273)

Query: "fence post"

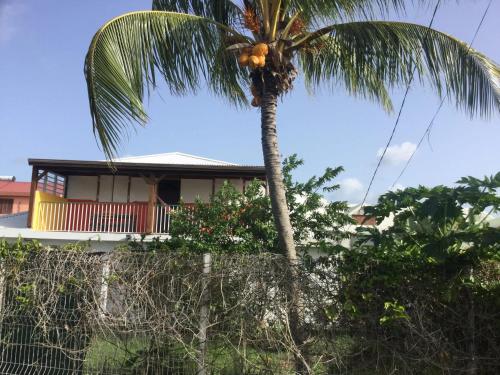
(197, 252), (211, 375)
(99, 254), (111, 318)
(0, 262), (4, 317)
(146, 182), (157, 234)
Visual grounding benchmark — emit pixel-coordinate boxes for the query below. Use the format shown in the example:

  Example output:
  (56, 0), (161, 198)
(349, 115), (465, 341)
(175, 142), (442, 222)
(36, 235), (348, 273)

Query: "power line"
(358, 0), (442, 209)
(391, 0), (493, 189)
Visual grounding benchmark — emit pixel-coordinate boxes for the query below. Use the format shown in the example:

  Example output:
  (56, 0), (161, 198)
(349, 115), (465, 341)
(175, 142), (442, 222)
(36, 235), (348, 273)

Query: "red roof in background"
(0, 181), (31, 197)
(352, 214), (376, 226)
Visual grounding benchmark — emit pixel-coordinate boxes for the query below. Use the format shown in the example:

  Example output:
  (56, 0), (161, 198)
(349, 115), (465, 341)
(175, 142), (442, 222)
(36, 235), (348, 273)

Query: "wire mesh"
(0, 250), (498, 374)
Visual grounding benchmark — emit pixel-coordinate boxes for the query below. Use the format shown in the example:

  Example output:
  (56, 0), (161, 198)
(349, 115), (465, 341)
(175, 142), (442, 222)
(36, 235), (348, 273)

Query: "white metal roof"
(111, 152), (237, 166)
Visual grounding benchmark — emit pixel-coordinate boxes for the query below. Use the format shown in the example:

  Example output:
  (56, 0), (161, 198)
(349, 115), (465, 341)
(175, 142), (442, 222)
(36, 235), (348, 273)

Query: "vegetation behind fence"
(0, 241), (498, 374)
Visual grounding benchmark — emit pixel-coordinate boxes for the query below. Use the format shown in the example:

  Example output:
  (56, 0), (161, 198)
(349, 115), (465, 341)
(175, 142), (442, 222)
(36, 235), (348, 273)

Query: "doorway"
(157, 180), (181, 205)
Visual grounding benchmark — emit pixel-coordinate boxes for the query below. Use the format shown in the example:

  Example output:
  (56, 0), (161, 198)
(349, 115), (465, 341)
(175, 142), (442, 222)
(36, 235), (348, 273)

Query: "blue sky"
(0, 0), (498, 203)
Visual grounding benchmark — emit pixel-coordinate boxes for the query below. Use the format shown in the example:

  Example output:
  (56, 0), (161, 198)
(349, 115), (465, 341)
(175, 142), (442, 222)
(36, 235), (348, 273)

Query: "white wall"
(112, 176), (129, 203)
(99, 176), (113, 202)
(180, 178), (263, 202)
(67, 175), (150, 203)
(66, 176), (98, 200)
(67, 175), (263, 203)
(129, 177), (149, 202)
(180, 179), (212, 203)
(214, 178), (244, 193)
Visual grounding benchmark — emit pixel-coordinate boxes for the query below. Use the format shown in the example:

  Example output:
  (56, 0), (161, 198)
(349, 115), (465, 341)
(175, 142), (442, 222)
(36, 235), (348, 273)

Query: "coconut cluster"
(239, 43), (269, 107)
(239, 43), (269, 70)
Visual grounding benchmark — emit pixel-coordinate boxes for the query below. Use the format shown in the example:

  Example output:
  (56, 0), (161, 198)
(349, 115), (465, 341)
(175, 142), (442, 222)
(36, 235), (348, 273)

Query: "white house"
(0, 152), (266, 250)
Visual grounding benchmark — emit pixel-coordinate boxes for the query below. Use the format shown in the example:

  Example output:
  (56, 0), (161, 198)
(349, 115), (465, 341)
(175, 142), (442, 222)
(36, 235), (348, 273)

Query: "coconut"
(238, 53), (249, 66)
(258, 55), (266, 68)
(248, 55), (260, 69)
(251, 97), (261, 107)
(252, 43), (269, 56)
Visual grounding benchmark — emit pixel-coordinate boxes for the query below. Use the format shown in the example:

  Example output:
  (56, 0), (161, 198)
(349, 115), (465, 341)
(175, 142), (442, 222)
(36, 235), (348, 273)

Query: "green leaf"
(85, 11), (249, 159)
(297, 21), (500, 117)
(152, 0), (243, 27)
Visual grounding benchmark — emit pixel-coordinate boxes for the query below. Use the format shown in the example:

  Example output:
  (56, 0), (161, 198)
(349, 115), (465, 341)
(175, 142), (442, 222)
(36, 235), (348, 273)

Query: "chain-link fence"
(0, 250), (498, 374)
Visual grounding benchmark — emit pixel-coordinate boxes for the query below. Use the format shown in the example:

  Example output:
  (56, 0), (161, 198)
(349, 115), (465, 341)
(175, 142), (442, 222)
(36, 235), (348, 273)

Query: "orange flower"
(289, 17), (306, 36)
(244, 7), (260, 33)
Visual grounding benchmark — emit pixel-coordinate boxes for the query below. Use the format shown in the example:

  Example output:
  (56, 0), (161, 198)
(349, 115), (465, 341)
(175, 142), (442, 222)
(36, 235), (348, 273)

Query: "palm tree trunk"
(260, 90), (297, 263)
(261, 87), (309, 374)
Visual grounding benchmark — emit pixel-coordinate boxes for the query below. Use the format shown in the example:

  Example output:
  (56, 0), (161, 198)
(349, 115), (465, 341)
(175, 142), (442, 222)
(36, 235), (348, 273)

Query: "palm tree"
(85, 1), (499, 371)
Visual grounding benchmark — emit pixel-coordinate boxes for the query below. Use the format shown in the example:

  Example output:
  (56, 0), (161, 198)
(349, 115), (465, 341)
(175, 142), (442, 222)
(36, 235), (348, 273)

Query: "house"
(0, 178), (31, 215)
(0, 152), (265, 249)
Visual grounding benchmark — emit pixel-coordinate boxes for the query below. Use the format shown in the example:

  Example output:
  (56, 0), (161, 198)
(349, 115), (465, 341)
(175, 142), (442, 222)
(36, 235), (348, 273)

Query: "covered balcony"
(26, 153), (266, 235)
(33, 198), (180, 234)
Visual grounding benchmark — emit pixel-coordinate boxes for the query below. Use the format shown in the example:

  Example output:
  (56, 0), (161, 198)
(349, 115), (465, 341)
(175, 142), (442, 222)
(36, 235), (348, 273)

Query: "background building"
(0, 177), (30, 215)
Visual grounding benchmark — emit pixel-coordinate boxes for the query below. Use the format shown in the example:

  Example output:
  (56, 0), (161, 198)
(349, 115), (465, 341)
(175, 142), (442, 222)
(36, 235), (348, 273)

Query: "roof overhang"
(28, 159), (266, 179)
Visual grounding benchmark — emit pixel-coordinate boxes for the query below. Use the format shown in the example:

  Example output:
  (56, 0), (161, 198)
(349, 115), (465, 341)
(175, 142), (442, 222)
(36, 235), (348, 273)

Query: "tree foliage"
(360, 172), (500, 269)
(133, 155), (354, 254)
(325, 173), (500, 372)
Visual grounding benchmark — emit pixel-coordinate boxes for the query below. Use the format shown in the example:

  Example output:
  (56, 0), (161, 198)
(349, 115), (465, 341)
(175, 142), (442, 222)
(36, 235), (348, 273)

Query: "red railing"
(35, 202), (180, 234)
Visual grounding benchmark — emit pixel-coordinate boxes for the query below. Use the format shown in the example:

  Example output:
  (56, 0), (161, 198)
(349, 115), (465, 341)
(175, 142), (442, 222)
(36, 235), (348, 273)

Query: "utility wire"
(358, 0), (442, 209)
(391, 0), (493, 189)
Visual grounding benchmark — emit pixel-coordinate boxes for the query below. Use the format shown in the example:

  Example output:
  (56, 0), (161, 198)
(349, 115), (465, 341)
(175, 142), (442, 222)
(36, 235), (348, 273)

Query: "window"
(37, 171), (66, 197)
(0, 199), (13, 214)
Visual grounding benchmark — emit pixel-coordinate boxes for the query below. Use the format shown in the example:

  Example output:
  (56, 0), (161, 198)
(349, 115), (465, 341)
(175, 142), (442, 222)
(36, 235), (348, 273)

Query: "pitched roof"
(0, 181), (31, 197)
(111, 152), (237, 166)
(28, 152), (265, 178)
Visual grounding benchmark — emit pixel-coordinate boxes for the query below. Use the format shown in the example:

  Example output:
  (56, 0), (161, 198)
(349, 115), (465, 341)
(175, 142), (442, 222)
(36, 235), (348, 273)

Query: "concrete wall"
(0, 196), (30, 214)
(32, 191), (68, 230)
(13, 197), (30, 213)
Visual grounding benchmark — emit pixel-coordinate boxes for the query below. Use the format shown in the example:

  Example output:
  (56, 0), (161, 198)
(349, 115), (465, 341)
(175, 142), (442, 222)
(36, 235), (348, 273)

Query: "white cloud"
(377, 142), (416, 166)
(335, 177), (364, 203)
(0, 0), (25, 43)
(340, 178), (363, 192)
(389, 183), (405, 192)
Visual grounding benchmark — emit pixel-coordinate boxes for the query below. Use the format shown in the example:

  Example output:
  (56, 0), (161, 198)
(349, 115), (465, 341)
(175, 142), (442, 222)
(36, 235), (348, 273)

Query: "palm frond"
(84, 11), (250, 159)
(299, 35), (393, 112)
(152, 0), (243, 27)
(285, 0), (416, 25)
(297, 21), (500, 117)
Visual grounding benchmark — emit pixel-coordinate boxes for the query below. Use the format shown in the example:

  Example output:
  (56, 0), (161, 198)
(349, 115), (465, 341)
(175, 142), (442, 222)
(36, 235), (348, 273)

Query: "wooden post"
(146, 181), (157, 234)
(126, 176), (132, 203)
(26, 167), (39, 228)
(96, 175), (101, 202)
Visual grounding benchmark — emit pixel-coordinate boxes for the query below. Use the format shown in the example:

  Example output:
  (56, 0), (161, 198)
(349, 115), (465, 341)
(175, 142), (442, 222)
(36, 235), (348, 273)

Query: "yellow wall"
(32, 191), (68, 230)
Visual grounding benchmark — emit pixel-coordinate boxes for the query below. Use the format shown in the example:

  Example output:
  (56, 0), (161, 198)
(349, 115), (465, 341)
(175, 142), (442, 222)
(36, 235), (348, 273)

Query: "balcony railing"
(34, 201), (181, 234)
